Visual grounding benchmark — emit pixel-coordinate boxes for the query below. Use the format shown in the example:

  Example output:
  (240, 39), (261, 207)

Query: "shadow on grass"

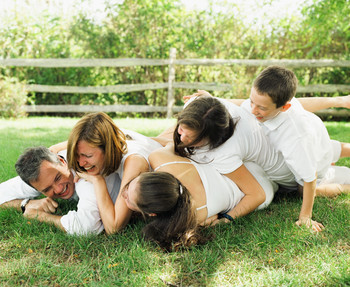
(1, 119), (349, 285)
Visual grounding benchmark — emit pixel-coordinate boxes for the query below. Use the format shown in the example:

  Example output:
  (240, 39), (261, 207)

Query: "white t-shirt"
(0, 150), (121, 235)
(241, 97), (335, 185)
(186, 97), (295, 187)
(116, 129), (163, 179)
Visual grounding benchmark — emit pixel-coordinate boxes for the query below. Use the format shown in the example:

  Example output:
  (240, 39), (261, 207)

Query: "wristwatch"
(21, 198), (30, 213)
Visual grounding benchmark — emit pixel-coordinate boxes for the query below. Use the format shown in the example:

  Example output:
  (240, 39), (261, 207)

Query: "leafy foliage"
(0, 76), (27, 118)
(0, 0), (349, 111)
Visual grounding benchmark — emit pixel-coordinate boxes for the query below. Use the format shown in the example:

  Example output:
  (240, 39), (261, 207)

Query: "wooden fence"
(1, 47), (350, 118)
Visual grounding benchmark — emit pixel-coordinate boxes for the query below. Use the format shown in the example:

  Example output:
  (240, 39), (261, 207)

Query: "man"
(0, 146), (121, 235)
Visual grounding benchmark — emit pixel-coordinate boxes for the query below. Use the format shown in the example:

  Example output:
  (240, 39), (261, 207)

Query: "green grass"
(0, 117), (349, 286)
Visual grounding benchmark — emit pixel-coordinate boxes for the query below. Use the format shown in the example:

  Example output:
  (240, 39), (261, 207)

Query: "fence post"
(167, 47), (176, 118)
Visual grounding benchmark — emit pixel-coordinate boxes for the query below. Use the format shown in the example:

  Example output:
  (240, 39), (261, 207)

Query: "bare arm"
(224, 164), (266, 219)
(297, 95), (350, 112)
(227, 95), (350, 112)
(152, 125), (176, 146)
(0, 198), (58, 213)
(0, 199), (23, 211)
(23, 208), (65, 231)
(295, 178), (324, 232)
(49, 141), (68, 154)
(78, 154), (148, 234)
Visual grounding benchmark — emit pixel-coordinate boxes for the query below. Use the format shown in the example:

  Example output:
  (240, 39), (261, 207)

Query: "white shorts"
(244, 161), (279, 210)
(331, 140), (341, 163)
(318, 165), (350, 186)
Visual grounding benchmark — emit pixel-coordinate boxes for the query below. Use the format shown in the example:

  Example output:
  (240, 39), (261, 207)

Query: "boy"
(239, 66), (350, 231)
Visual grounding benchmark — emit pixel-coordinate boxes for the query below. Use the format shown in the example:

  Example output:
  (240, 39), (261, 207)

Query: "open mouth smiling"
(58, 184), (69, 197)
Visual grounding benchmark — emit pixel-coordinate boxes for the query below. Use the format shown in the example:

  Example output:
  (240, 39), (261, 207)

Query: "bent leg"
(340, 142), (350, 158)
(317, 165), (350, 197)
(316, 184), (350, 197)
(297, 95), (350, 112)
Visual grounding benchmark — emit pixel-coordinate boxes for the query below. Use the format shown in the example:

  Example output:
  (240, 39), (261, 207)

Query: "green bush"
(0, 76), (27, 118)
(0, 0), (349, 110)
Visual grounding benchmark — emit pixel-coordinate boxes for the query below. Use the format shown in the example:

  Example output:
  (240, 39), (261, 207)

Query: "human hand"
(48, 141), (67, 154)
(201, 214), (230, 226)
(49, 144), (60, 154)
(76, 172), (103, 184)
(23, 208), (45, 219)
(183, 90), (213, 103)
(295, 217), (324, 232)
(26, 197), (58, 213)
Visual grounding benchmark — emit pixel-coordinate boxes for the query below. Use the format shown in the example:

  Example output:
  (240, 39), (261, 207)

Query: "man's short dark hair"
(15, 146), (61, 187)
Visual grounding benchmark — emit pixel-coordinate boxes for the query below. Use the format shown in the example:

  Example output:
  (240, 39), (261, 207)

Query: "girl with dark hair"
(121, 142), (275, 251)
(162, 93), (297, 221)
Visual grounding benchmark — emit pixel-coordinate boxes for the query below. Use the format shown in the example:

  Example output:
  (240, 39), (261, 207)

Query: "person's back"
(251, 97), (335, 185)
(191, 98), (296, 188)
(148, 144), (244, 223)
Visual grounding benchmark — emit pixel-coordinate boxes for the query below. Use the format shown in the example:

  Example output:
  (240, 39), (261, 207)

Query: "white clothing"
(61, 170), (121, 235)
(187, 97), (296, 188)
(0, 131), (161, 235)
(116, 129), (163, 179)
(241, 98), (349, 186)
(154, 160), (277, 218)
(0, 176), (43, 205)
(0, 150), (121, 235)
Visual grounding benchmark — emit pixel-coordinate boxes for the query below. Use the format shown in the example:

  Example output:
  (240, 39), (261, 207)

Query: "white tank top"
(154, 161), (244, 218)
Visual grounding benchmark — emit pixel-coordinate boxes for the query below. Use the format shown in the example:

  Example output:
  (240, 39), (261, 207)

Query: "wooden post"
(167, 48), (176, 118)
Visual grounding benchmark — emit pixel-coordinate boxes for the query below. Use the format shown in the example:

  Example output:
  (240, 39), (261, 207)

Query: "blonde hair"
(67, 112), (127, 176)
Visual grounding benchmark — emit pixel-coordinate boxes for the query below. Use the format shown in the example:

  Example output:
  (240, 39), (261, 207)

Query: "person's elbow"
(256, 189), (266, 206)
(103, 220), (127, 235)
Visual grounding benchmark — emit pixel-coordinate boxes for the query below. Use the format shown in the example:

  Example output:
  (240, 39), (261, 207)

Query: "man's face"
(249, 87), (283, 122)
(30, 158), (75, 200)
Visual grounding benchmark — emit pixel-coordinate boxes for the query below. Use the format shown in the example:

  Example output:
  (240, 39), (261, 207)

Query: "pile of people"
(1, 66), (350, 251)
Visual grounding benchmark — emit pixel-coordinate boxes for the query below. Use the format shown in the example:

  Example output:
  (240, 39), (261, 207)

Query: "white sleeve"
(116, 132), (162, 179)
(241, 99), (251, 113)
(60, 179), (103, 235)
(0, 176), (41, 205)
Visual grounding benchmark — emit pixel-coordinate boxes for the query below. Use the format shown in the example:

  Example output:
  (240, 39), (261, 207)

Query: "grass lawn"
(0, 117), (349, 286)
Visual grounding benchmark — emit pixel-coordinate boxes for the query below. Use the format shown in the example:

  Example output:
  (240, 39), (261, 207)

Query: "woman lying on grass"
(120, 142), (276, 251)
(50, 112), (162, 234)
(51, 113), (276, 250)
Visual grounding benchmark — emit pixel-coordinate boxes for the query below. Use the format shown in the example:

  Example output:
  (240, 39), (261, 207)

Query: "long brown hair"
(67, 112), (127, 176)
(135, 172), (211, 251)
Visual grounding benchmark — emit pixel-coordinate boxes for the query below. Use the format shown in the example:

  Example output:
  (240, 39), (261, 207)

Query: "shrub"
(0, 76), (27, 118)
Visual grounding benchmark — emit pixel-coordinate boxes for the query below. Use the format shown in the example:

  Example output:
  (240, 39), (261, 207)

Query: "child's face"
(249, 87), (283, 122)
(122, 176), (141, 212)
(177, 124), (208, 147)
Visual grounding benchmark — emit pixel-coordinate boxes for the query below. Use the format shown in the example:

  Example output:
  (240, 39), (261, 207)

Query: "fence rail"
(2, 58), (350, 68)
(1, 50), (350, 118)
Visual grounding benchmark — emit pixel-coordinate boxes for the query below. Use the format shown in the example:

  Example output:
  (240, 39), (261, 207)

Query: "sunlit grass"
(0, 117), (349, 286)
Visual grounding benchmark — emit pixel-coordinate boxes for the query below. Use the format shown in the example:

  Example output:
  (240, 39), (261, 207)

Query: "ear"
(57, 156), (67, 166)
(281, 102), (291, 112)
(148, 213), (157, 217)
